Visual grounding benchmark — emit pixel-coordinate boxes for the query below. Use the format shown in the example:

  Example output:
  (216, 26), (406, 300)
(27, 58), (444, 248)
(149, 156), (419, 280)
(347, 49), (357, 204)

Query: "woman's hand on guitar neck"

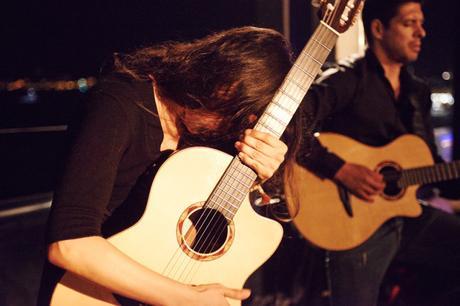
(191, 283), (251, 306)
(235, 129), (288, 181)
(334, 163), (385, 202)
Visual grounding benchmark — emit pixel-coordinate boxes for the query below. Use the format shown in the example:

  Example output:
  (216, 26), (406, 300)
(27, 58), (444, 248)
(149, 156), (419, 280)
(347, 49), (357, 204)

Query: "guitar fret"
(428, 168), (436, 183)
(440, 164), (448, 180)
(231, 164), (257, 182)
(423, 168), (428, 183)
(449, 163), (456, 178)
(409, 170), (417, 185)
(405, 170), (412, 185)
(225, 171), (253, 189)
(453, 162), (459, 178)
(416, 169), (423, 184)
(434, 164), (442, 181)
(411, 170), (417, 185)
(312, 38), (332, 52)
(436, 165), (443, 181)
(421, 169), (428, 184)
(300, 51), (323, 66)
(211, 193), (239, 210)
(270, 99), (295, 116)
(293, 63), (315, 79)
(217, 187), (244, 203)
(263, 111), (288, 129)
(281, 82), (306, 100)
(206, 202), (235, 220)
(279, 87), (303, 105)
(257, 121), (281, 137)
(409, 171), (415, 185)
(450, 163), (455, 179)
(209, 200), (237, 217)
(445, 163), (453, 179)
(398, 171), (408, 188)
(446, 163), (453, 179)
(220, 182), (246, 198)
(423, 168), (430, 183)
(258, 115), (283, 134)
(285, 76), (308, 92)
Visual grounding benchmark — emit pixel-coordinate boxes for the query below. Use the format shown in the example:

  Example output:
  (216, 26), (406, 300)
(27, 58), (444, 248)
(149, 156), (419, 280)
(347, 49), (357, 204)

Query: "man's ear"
(370, 19), (385, 41)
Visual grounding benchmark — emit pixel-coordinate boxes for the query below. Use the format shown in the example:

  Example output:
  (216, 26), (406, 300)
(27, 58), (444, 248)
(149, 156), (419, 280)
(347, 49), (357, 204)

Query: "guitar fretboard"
(206, 22), (339, 220)
(398, 160), (460, 188)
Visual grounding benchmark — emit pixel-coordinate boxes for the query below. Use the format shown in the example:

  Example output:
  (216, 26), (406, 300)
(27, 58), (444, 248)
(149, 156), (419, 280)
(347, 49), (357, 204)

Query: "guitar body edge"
(50, 147), (283, 306)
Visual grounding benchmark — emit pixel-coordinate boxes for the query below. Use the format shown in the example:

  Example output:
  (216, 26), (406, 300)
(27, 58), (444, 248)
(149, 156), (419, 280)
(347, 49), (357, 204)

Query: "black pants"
(246, 205), (460, 306)
(311, 205), (460, 306)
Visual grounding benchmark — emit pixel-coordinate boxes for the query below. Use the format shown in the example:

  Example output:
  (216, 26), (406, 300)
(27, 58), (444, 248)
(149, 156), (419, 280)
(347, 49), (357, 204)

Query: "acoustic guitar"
(284, 132), (460, 251)
(49, 1), (363, 305)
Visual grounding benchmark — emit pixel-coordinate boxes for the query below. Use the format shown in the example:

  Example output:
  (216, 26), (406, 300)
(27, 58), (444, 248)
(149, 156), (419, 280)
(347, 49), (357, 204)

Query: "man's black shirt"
(300, 50), (439, 180)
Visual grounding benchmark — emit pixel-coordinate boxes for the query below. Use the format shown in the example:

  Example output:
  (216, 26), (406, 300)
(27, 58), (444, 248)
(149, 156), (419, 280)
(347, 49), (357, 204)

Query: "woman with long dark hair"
(38, 26), (302, 306)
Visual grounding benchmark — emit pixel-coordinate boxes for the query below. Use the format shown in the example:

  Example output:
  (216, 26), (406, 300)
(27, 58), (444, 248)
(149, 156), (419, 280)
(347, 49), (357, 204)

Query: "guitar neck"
(206, 22), (339, 220)
(254, 22), (338, 138)
(398, 160), (460, 187)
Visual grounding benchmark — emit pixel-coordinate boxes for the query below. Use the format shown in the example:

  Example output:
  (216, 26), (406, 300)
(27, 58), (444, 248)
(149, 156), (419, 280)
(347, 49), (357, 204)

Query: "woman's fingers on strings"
(241, 129), (287, 156)
(235, 129), (287, 180)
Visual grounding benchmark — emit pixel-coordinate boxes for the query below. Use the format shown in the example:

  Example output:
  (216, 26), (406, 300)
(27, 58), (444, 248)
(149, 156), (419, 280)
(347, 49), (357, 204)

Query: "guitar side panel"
(51, 147), (283, 306)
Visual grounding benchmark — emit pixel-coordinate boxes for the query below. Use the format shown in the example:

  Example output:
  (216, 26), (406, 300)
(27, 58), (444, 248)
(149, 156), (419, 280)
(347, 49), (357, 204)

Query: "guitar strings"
(178, 161), (255, 283)
(178, 23), (337, 285)
(178, 24), (337, 285)
(161, 22), (337, 285)
(167, 161), (249, 280)
(172, 158), (253, 282)
(161, 157), (249, 281)
(166, 23), (338, 284)
(184, 22), (338, 270)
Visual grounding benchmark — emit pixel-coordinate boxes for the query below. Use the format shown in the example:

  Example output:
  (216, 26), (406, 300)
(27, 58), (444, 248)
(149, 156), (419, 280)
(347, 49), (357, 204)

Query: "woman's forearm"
(48, 236), (198, 306)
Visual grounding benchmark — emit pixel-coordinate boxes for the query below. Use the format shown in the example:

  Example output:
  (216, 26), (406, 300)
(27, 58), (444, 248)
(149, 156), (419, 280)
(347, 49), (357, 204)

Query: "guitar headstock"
(313, 0), (365, 33)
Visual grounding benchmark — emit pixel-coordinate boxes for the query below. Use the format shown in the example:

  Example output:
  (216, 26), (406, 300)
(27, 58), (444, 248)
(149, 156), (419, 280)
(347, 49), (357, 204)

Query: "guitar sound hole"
(379, 165), (402, 197)
(185, 208), (229, 255)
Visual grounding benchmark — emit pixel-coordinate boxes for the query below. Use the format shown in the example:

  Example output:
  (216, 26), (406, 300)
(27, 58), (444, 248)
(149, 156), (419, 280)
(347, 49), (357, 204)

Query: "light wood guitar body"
(285, 133), (437, 251)
(51, 147), (283, 306)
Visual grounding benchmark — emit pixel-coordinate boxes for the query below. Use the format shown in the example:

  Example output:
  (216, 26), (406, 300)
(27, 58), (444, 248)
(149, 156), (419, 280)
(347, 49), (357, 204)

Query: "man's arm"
(298, 63), (385, 202)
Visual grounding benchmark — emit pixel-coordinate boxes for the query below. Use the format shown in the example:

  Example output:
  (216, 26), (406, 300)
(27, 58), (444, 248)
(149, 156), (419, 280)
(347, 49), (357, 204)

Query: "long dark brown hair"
(114, 26), (304, 210)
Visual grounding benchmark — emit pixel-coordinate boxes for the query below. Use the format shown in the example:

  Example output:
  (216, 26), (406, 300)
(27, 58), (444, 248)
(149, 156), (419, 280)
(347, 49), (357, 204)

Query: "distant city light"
(434, 127), (453, 162)
(430, 92), (455, 116)
(0, 77), (97, 92)
(441, 71), (452, 81)
(20, 88), (38, 104)
(77, 78), (89, 93)
(439, 133), (453, 149)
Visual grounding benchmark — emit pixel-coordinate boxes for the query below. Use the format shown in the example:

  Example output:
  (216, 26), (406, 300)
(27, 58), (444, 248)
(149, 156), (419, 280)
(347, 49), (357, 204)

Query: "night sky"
(0, 0), (264, 79)
(0, 0), (456, 81)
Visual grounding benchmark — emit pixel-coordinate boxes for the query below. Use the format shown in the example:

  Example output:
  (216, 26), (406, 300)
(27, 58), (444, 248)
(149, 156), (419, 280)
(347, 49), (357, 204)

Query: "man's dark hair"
(362, 0), (423, 45)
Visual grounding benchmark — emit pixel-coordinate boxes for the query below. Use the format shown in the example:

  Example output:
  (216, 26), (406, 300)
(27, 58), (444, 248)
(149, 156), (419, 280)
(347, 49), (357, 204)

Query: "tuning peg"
(351, 1), (364, 25)
(311, 0), (325, 8)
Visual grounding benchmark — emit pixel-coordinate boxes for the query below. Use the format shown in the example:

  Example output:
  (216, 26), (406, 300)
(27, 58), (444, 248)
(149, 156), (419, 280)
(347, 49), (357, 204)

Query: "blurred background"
(0, 0), (458, 305)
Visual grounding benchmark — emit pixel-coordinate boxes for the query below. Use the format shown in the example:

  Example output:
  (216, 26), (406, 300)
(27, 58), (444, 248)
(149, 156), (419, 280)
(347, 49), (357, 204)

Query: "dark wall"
(1, 0), (271, 79)
(454, 12), (460, 161)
